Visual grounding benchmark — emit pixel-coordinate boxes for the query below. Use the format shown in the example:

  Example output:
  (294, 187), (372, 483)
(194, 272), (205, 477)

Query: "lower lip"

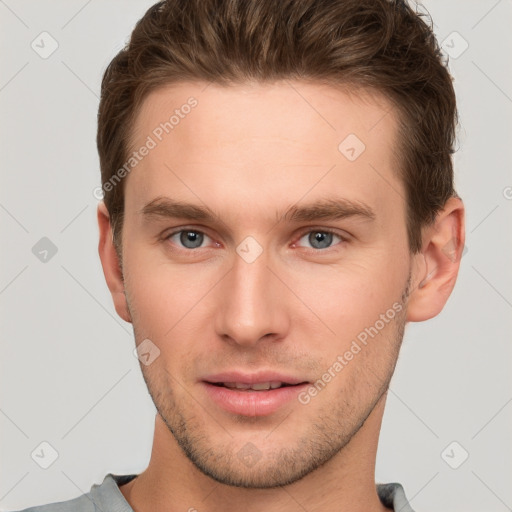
(202, 382), (308, 416)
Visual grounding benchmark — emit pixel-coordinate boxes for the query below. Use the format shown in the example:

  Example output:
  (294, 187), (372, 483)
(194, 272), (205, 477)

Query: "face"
(119, 81), (412, 488)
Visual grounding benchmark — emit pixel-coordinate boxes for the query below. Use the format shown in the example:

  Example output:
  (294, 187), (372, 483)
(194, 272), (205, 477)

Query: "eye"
(167, 229), (212, 249)
(296, 230), (345, 250)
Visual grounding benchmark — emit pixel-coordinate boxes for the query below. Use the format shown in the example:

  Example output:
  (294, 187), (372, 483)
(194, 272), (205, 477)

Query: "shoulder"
(377, 482), (415, 512)
(8, 473), (137, 512)
(9, 493), (95, 512)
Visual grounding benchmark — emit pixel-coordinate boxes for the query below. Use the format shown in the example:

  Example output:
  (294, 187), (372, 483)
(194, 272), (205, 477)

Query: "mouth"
(201, 373), (310, 416)
(207, 381), (307, 391)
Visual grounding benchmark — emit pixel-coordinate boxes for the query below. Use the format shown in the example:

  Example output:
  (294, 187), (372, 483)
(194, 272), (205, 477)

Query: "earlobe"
(406, 196), (465, 322)
(97, 202), (132, 323)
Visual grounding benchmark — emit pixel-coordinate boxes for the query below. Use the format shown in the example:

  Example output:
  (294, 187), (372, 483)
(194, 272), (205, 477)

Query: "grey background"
(1, 1), (511, 510)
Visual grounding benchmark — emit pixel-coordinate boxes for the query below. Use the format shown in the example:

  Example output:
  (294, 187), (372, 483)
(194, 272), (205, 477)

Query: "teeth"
(251, 382), (271, 390)
(221, 381), (284, 390)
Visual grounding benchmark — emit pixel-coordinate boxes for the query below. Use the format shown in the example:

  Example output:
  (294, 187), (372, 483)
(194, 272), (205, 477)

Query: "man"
(15, 0), (465, 510)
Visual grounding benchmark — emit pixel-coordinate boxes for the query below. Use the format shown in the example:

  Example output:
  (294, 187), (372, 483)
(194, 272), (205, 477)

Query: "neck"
(120, 393), (390, 512)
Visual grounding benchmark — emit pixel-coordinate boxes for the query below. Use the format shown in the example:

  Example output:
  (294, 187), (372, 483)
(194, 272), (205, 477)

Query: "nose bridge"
(215, 246), (288, 346)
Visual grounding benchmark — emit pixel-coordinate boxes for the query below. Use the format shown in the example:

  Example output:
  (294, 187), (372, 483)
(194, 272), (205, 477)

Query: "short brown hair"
(97, 0), (457, 254)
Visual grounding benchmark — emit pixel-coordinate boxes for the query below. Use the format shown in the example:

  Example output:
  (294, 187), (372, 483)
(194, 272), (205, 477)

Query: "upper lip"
(202, 371), (308, 385)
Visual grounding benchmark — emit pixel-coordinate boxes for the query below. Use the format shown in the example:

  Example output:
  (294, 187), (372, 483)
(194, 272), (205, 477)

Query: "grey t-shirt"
(12, 474), (415, 511)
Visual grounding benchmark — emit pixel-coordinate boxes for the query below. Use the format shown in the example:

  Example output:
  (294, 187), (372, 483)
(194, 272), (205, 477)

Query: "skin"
(97, 80), (465, 512)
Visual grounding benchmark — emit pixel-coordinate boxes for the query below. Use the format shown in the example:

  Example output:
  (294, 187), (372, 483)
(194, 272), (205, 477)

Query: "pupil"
(309, 231), (332, 249)
(180, 231), (203, 248)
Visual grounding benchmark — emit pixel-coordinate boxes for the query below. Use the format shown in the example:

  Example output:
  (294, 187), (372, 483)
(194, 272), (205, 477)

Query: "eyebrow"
(282, 198), (375, 223)
(140, 196), (376, 224)
(141, 197), (218, 222)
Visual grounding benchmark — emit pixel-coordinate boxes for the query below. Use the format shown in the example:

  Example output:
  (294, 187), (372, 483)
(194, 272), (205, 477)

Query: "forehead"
(125, 80), (403, 219)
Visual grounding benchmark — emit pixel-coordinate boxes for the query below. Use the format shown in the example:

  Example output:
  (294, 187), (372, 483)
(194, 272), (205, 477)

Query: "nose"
(214, 247), (290, 348)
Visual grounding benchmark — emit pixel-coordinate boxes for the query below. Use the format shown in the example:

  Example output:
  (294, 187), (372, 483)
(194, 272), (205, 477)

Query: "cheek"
(307, 293), (406, 398)
(288, 251), (408, 334)
(123, 252), (218, 341)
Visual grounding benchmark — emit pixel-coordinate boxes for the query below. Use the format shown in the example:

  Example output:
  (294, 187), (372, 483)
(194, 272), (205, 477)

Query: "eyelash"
(162, 227), (349, 252)
(294, 228), (348, 251)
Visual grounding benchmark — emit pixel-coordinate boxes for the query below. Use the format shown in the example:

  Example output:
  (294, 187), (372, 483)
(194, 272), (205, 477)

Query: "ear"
(406, 196), (465, 322)
(97, 202), (132, 323)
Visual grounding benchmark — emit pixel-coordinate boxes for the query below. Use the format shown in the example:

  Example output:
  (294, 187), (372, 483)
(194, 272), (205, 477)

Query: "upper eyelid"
(164, 226), (346, 237)
(164, 226), (212, 238)
(296, 226), (346, 237)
